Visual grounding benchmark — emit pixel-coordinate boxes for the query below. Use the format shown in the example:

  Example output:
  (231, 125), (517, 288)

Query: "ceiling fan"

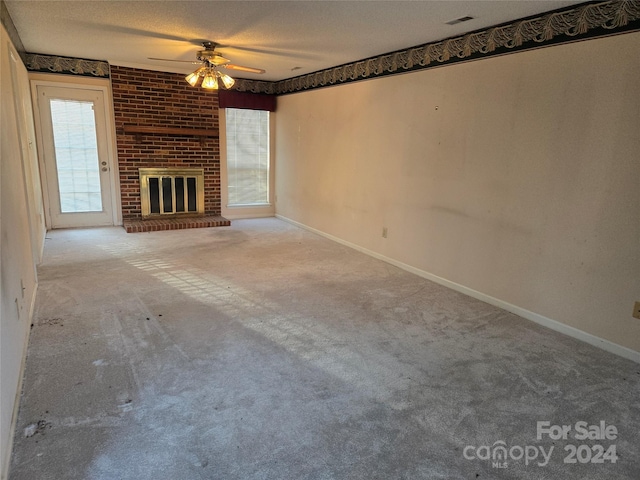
(149, 41), (265, 90)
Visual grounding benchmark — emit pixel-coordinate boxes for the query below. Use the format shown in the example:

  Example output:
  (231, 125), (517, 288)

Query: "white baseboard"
(225, 212), (275, 220)
(1, 283), (38, 480)
(276, 214), (640, 364)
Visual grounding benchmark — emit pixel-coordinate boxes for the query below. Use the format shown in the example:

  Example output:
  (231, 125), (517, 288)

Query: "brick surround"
(111, 66), (223, 222)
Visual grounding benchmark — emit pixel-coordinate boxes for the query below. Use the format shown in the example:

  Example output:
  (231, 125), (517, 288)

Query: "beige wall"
(275, 32), (640, 355)
(1, 23), (43, 478)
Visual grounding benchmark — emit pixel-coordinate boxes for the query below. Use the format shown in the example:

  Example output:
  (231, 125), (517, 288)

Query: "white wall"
(0, 23), (43, 478)
(275, 32), (640, 356)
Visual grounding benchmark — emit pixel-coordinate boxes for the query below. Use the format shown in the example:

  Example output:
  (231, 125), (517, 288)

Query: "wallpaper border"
(1, 0), (26, 60)
(237, 0), (640, 95)
(19, 1), (640, 94)
(24, 53), (110, 78)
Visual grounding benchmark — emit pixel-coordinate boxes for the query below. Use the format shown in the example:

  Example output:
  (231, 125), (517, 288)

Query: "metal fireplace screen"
(139, 168), (205, 217)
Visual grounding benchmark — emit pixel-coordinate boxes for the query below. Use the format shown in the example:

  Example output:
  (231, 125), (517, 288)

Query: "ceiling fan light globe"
(201, 73), (218, 90)
(219, 73), (235, 89)
(186, 66), (207, 87)
(185, 71), (200, 87)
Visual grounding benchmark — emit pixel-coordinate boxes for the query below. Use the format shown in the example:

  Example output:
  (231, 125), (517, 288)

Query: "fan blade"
(223, 64), (265, 74)
(148, 57), (200, 64)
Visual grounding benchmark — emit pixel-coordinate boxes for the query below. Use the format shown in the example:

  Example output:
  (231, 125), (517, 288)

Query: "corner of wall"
(0, 20), (41, 478)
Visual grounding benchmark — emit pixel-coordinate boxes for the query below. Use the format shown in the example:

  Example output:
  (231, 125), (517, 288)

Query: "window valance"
(218, 90), (276, 112)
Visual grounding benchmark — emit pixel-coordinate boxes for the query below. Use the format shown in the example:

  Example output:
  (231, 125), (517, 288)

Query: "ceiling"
(6, 1), (585, 82)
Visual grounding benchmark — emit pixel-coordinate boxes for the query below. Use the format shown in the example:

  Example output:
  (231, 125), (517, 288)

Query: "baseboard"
(276, 214), (640, 364)
(1, 284), (37, 480)
(225, 212), (275, 220)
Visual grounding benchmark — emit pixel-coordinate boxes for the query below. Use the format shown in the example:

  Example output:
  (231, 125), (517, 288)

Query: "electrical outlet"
(382, 227), (388, 238)
(633, 302), (640, 320)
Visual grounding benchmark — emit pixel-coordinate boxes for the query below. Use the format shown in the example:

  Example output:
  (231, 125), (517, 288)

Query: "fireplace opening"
(139, 168), (204, 217)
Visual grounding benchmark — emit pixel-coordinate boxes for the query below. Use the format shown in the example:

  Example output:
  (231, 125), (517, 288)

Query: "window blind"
(226, 108), (270, 206)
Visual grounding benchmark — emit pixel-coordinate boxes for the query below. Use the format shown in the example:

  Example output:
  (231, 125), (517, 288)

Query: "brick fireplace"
(111, 66), (229, 232)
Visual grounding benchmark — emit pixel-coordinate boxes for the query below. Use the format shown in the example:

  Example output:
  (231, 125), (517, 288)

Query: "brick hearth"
(122, 215), (230, 234)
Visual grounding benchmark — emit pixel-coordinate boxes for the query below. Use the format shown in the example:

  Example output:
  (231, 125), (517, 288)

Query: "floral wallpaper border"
(1, 0), (26, 59)
(20, 0), (640, 95)
(238, 0), (640, 95)
(25, 53), (110, 77)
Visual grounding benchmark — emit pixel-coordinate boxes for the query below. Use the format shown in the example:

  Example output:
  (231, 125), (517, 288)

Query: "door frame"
(30, 74), (122, 228)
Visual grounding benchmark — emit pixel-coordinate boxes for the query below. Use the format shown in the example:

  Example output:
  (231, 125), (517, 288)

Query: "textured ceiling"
(6, 1), (584, 82)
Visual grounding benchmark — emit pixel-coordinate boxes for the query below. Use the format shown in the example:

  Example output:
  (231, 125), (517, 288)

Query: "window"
(225, 108), (270, 206)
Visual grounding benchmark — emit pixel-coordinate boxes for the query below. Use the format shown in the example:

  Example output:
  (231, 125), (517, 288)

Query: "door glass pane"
(50, 99), (103, 213)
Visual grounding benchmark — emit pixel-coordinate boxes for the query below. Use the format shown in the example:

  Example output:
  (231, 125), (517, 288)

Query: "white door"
(37, 85), (115, 228)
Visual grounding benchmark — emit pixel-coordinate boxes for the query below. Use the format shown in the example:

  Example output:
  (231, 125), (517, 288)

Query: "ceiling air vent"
(446, 15), (475, 25)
